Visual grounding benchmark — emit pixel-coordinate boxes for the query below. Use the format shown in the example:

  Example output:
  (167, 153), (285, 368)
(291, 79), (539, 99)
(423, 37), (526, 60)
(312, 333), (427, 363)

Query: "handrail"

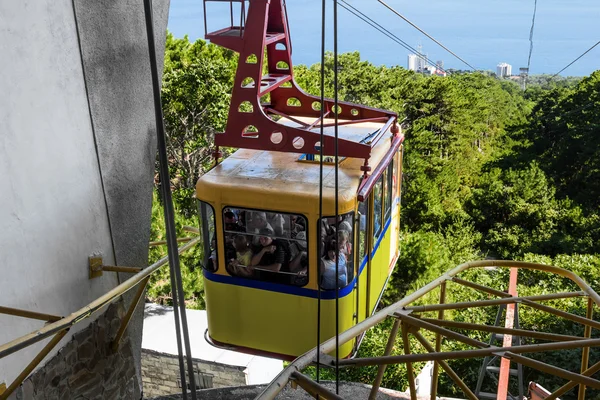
(0, 237), (201, 360)
(255, 260), (600, 399)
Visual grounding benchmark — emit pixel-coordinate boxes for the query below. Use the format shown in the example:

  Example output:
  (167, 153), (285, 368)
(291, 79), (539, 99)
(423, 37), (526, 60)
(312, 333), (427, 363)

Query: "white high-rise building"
(496, 62), (512, 78)
(408, 44), (427, 72)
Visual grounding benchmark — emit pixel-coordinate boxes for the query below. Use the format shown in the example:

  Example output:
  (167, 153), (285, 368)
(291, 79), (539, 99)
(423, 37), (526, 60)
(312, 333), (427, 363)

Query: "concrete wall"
(141, 350), (247, 398)
(0, 0), (169, 397)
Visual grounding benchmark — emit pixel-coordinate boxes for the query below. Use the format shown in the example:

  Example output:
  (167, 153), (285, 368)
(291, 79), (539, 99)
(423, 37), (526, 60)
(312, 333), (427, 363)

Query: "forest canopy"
(149, 33), (600, 399)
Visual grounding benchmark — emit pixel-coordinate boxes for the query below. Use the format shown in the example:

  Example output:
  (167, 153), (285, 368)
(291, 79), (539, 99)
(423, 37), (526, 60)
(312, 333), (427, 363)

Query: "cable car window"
(358, 200), (369, 265)
(319, 212), (354, 290)
(198, 201), (217, 272)
(222, 207), (308, 286)
(384, 166), (392, 220)
(373, 176), (383, 239)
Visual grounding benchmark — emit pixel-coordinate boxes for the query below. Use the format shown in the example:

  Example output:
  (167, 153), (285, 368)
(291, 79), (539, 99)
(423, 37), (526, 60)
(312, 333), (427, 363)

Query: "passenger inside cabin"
(320, 240), (347, 290)
(288, 230), (308, 274)
(250, 228), (290, 272)
(226, 235), (254, 278)
(224, 210), (243, 233)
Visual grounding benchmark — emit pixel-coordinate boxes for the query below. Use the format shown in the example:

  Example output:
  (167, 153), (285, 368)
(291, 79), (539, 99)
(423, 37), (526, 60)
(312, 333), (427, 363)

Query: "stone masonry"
(141, 349), (246, 398)
(9, 301), (139, 400)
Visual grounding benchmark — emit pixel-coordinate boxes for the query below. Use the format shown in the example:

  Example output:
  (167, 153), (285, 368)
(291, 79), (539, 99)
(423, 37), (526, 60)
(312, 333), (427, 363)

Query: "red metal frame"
(204, 0), (398, 165)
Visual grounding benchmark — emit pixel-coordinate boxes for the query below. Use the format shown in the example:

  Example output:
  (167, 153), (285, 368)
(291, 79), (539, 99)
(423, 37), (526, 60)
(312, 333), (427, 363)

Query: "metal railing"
(0, 236), (200, 400)
(256, 260), (600, 400)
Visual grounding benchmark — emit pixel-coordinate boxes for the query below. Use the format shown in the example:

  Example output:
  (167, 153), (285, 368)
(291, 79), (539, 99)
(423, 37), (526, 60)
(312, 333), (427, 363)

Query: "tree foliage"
(153, 35), (600, 398)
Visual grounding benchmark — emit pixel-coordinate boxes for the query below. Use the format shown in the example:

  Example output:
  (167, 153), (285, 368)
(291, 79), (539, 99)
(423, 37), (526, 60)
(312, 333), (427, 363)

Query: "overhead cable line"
(551, 40), (600, 78)
(377, 0), (477, 71)
(316, 0), (326, 390)
(526, 0), (537, 72)
(337, 0), (444, 73)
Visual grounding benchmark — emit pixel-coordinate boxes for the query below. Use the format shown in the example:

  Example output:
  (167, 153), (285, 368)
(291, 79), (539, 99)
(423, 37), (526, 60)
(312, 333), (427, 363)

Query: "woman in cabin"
(320, 240), (347, 290)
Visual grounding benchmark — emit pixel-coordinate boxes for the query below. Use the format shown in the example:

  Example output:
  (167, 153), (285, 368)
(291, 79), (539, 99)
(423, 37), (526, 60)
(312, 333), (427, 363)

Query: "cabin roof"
(196, 117), (394, 214)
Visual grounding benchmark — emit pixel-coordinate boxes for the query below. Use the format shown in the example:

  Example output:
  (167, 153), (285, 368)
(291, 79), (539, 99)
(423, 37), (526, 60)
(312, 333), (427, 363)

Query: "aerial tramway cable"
(316, 0), (326, 389)
(333, 0), (341, 392)
(551, 39), (600, 78)
(377, 0), (477, 71)
(337, 0), (445, 73)
(144, 1), (198, 399)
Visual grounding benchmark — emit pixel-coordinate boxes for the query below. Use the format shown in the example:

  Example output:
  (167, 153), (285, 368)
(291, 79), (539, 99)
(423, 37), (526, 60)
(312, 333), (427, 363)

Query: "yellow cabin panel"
(195, 118), (402, 359)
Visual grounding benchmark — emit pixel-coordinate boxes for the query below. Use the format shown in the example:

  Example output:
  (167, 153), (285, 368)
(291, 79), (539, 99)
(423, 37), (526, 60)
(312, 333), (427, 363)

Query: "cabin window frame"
(198, 200), (218, 272)
(220, 206), (309, 287)
(357, 199), (369, 268)
(384, 164), (393, 221)
(318, 211), (355, 291)
(372, 176), (384, 240)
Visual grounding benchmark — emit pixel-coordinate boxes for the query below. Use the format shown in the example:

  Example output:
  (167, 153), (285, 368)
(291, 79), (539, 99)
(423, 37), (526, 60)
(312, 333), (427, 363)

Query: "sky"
(167, 0), (600, 76)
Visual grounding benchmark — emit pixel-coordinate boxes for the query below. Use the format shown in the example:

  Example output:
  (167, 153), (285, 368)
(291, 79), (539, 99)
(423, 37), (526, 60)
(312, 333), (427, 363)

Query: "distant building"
(408, 44), (427, 72)
(407, 53), (426, 72)
(496, 62), (512, 78)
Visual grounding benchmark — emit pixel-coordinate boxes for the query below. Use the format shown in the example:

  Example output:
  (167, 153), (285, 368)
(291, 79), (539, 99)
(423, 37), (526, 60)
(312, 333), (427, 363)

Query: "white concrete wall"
(0, 0), (119, 385)
(0, 0), (169, 388)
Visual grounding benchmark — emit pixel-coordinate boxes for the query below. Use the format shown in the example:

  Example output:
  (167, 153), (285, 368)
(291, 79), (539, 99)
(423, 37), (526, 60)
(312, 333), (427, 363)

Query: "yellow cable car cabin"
(197, 0), (403, 359)
(195, 118), (403, 359)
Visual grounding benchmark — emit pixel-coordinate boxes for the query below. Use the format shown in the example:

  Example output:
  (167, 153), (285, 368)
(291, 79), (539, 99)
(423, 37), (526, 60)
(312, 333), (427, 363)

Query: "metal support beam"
(368, 319), (401, 400)
(546, 360), (600, 400)
(149, 237), (195, 246)
(396, 313), (488, 349)
(336, 338), (600, 367)
(406, 291), (586, 313)
(0, 306), (61, 323)
(401, 322), (417, 399)
(578, 297), (594, 400)
(430, 282), (446, 400)
(413, 331), (478, 400)
(521, 298), (600, 330)
(290, 372), (345, 400)
(111, 276), (150, 352)
(505, 352), (600, 390)
(0, 330), (68, 400)
(420, 317), (582, 342)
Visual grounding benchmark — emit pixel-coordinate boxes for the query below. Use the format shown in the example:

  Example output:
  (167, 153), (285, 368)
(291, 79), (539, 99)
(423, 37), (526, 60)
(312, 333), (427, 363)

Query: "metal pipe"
(546, 360), (600, 400)
(102, 266), (143, 273)
(291, 372), (345, 400)
(401, 322), (417, 399)
(368, 318), (401, 400)
(255, 260), (600, 400)
(578, 297), (593, 400)
(336, 338), (600, 368)
(430, 282), (446, 400)
(505, 352), (600, 390)
(182, 226), (200, 234)
(0, 330), (68, 400)
(0, 237), (200, 360)
(406, 291), (586, 313)
(521, 298), (600, 330)
(149, 237), (195, 246)
(396, 313), (488, 349)
(111, 277), (150, 352)
(452, 277), (511, 298)
(143, 0), (197, 398)
(413, 331), (478, 400)
(0, 306), (61, 323)
(420, 317), (583, 342)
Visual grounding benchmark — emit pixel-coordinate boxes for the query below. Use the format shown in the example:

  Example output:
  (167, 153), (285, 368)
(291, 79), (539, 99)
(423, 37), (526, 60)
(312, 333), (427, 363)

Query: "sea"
(167, 0), (600, 77)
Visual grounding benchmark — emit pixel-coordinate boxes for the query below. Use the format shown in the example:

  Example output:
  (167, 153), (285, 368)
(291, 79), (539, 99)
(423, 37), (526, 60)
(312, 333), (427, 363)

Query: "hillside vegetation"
(149, 33), (600, 398)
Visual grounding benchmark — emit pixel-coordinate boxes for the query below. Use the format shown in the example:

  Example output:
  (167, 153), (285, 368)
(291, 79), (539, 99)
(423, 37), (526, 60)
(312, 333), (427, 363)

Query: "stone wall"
(141, 349), (247, 398)
(9, 302), (137, 400)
